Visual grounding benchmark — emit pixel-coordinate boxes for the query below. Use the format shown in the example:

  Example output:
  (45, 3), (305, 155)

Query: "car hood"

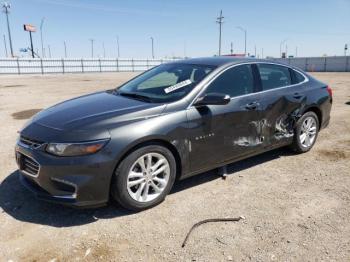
(32, 91), (165, 131)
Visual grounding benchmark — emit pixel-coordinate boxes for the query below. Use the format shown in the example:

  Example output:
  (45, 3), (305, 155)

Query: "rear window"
(257, 64), (292, 90)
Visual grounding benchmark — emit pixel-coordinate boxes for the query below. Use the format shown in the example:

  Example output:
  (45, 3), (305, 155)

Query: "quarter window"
(293, 70), (306, 83)
(257, 64), (292, 90)
(205, 64), (254, 97)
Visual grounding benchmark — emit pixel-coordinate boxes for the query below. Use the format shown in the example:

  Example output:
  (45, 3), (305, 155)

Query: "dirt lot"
(0, 72), (349, 261)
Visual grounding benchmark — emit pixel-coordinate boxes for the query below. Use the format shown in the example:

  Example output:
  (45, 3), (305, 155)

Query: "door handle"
(245, 101), (259, 110)
(293, 92), (303, 99)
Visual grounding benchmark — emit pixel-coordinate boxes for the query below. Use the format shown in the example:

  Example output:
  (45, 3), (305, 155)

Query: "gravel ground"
(0, 72), (349, 262)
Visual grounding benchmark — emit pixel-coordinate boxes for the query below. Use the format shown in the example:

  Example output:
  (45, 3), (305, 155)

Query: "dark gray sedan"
(15, 57), (332, 210)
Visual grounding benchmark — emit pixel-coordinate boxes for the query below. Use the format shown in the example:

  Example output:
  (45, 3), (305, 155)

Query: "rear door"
(186, 64), (263, 173)
(254, 63), (307, 148)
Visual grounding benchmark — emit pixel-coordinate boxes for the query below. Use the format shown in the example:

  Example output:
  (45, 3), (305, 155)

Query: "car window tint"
(205, 64), (254, 97)
(257, 64), (292, 90)
(294, 70), (306, 83)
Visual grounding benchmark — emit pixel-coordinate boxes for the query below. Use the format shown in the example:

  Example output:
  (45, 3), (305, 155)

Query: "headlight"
(46, 139), (109, 156)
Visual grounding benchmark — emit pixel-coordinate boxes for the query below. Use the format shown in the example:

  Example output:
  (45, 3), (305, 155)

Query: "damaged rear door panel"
(254, 63), (307, 148)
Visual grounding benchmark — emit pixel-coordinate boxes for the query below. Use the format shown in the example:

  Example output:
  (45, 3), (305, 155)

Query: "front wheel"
(111, 145), (176, 211)
(290, 111), (319, 153)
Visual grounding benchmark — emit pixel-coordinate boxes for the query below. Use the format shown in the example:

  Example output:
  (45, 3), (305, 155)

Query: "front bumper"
(15, 139), (116, 208)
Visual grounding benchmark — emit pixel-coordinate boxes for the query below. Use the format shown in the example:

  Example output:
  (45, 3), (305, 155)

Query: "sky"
(0, 0), (349, 58)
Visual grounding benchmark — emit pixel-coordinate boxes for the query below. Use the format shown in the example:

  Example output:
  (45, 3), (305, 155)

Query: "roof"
(172, 56), (268, 67)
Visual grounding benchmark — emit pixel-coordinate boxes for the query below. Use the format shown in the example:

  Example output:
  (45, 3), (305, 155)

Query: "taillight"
(326, 86), (332, 98)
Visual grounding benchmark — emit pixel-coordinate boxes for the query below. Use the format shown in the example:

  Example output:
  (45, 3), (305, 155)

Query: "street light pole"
(150, 37), (154, 59)
(89, 39), (94, 58)
(102, 42), (105, 58)
(116, 36), (120, 58)
(236, 26), (247, 56)
(2, 2), (14, 57)
(40, 17), (45, 58)
(48, 45), (51, 58)
(3, 34), (8, 57)
(64, 41), (67, 58)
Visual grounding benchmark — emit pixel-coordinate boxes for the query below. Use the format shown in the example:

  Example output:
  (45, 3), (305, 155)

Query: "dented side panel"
(257, 83), (307, 148)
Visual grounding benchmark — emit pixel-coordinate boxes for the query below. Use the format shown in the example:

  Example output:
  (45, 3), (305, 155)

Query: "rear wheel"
(291, 111), (319, 153)
(111, 145), (176, 211)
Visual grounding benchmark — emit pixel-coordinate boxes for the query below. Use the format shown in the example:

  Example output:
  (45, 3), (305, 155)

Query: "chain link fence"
(0, 58), (178, 74)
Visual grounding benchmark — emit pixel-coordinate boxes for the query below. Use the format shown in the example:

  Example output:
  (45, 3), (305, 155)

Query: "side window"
(257, 64), (292, 90)
(293, 70), (306, 83)
(205, 64), (254, 97)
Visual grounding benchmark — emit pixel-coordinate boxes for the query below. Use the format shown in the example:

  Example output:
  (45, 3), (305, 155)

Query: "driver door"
(186, 64), (263, 173)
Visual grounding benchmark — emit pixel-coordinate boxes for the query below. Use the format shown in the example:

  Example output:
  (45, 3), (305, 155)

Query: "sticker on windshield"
(164, 79), (192, 94)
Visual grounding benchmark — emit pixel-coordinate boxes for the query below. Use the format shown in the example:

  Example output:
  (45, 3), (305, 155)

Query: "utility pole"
(230, 42), (233, 55)
(150, 37), (154, 59)
(261, 48), (264, 59)
(2, 2), (14, 57)
(216, 10), (224, 56)
(285, 44), (288, 57)
(48, 45), (51, 58)
(89, 39), (94, 58)
(236, 26), (247, 56)
(63, 41), (66, 58)
(102, 42), (105, 58)
(3, 34), (8, 57)
(116, 36), (120, 57)
(40, 17), (45, 58)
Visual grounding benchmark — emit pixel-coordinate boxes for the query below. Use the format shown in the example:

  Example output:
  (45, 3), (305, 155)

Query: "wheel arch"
(303, 106), (322, 129)
(112, 137), (183, 182)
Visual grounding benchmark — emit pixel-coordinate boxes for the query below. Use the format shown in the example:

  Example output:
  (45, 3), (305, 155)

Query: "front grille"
(20, 154), (40, 176)
(19, 136), (44, 149)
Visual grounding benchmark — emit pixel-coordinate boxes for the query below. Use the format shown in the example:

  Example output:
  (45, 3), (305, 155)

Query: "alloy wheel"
(299, 116), (317, 148)
(127, 152), (170, 202)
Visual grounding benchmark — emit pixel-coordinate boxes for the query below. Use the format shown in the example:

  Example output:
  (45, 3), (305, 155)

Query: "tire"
(111, 145), (176, 211)
(290, 111), (319, 153)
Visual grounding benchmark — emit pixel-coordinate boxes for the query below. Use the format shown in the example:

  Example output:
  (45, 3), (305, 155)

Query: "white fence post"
(40, 59), (44, 74)
(81, 59), (84, 73)
(62, 59), (65, 74)
(16, 58), (20, 75)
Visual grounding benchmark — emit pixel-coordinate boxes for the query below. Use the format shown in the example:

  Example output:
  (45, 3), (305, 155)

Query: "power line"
(216, 10), (224, 56)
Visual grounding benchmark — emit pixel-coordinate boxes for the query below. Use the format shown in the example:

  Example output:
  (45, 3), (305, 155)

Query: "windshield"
(115, 63), (216, 103)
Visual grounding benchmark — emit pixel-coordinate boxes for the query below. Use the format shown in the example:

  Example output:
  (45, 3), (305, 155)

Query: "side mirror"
(194, 93), (230, 106)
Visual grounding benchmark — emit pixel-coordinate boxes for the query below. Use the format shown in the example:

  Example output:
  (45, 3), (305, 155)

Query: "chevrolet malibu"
(15, 57), (332, 211)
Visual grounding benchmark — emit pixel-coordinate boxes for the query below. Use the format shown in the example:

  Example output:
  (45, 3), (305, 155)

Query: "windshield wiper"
(117, 91), (153, 102)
